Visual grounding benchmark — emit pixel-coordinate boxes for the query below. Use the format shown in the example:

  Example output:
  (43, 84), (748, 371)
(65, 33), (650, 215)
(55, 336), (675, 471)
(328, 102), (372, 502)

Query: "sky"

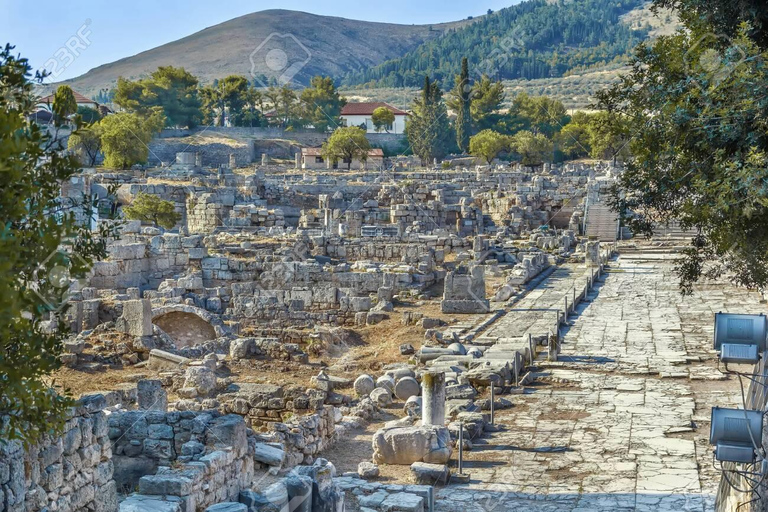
(1, 0), (515, 82)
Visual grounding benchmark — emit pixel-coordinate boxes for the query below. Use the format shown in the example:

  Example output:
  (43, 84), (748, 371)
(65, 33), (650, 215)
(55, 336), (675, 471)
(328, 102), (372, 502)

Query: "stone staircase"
(584, 202), (619, 242)
(654, 220), (697, 241)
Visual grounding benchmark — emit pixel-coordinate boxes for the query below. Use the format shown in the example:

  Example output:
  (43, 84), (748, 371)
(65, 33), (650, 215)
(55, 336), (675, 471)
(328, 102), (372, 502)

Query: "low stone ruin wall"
(126, 414), (256, 511)
(0, 397), (116, 512)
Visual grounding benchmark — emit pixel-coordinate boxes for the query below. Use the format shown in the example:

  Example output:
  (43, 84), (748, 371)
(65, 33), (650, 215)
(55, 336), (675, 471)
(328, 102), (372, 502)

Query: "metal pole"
(458, 421), (464, 474)
(528, 333), (534, 364)
(513, 353), (519, 386)
(564, 296), (569, 316)
(573, 287), (577, 307)
(490, 384), (495, 425)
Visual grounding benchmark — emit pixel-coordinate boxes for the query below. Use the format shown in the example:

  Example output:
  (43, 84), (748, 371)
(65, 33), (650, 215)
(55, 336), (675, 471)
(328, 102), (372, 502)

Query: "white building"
(340, 102), (409, 134)
(301, 147), (385, 170)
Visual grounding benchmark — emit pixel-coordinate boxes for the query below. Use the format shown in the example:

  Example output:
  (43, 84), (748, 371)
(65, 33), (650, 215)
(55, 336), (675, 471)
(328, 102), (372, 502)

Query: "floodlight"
(714, 313), (767, 351)
(716, 441), (758, 463)
(710, 407), (763, 445)
(720, 343), (760, 365)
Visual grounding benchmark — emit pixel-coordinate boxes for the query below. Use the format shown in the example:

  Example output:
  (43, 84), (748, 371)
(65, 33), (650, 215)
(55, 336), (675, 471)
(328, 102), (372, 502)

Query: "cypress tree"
(455, 57), (471, 153)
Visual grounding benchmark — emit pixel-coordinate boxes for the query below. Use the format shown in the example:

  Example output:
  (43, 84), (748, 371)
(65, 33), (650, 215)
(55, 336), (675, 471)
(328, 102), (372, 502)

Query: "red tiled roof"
(341, 102), (408, 116)
(37, 89), (97, 106)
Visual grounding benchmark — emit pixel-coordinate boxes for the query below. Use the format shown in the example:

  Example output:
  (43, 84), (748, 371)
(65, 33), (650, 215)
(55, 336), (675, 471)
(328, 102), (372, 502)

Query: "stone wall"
(0, 397), (117, 512)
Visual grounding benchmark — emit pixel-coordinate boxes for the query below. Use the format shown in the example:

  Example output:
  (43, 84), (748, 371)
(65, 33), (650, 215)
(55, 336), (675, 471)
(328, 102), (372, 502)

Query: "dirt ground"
(51, 295), (460, 398)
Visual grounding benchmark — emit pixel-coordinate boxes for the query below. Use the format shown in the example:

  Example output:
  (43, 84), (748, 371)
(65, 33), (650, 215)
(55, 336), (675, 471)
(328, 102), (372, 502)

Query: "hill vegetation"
(342, 0), (651, 88)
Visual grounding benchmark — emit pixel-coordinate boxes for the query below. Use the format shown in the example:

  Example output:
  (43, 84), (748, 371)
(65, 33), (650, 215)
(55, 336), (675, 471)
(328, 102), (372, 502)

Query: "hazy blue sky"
(2, 0), (514, 81)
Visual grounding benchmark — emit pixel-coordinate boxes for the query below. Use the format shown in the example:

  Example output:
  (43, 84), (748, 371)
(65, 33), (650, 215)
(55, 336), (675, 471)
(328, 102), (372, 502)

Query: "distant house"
(340, 102), (408, 134)
(36, 88), (108, 113)
(301, 147), (385, 170)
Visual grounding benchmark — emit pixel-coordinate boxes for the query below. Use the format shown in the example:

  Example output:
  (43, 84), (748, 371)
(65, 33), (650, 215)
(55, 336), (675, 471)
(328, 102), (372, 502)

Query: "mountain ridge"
(51, 9), (482, 97)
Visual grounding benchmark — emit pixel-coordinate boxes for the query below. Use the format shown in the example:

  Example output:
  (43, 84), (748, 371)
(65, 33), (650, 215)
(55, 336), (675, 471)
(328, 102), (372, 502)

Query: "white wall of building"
(341, 114), (407, 134)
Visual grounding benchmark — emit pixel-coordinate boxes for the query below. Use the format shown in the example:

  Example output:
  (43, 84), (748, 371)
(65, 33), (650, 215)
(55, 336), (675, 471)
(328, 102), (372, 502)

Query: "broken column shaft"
(421, 371), (446, 427)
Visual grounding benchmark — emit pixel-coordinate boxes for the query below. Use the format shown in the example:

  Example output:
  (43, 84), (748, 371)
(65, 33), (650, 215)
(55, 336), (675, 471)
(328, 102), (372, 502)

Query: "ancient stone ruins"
(2, 155), (759, 512)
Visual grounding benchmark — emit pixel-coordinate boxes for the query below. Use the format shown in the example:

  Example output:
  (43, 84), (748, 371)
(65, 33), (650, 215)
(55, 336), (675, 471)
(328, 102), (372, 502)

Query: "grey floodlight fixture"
(714, 313), (767, 351)
(720, 343), (760, 365)
(716, 442), (759, 464)
(714, 313), (767, 365)
(710, 407), (764, 463)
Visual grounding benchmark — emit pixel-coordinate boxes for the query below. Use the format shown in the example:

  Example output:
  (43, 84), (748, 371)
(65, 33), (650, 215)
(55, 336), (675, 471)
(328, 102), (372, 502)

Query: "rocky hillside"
(53, 9), (479, 97)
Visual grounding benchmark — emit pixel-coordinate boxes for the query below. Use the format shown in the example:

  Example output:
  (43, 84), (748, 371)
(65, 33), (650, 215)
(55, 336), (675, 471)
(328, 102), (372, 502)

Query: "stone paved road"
(437, 250), (765, 512)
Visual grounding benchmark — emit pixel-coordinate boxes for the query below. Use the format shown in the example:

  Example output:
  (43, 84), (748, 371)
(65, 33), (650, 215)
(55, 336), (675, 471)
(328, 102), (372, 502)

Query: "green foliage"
(584, 110), (631, 162)
(322, 126), (371, 170)
(598, 15), (768, 292)
(201, 75), (267, 127)
(469, 75), (506, 132)
(123, 192), (181, 229)
(343, 0), (648, 88)
(52, 85), (77, 124)
(469, 129), (511, 164)
(510, 130), (553, 166)
(509, 92), (570, 137)
(556, 117), (591, 160)
(406, 76), (454, 163)
(67, 126), (102, 166)
(0, 44), (119, 444)
(655, 0), (768, 50)
(300, 76), (347, 133)
(77, 106), (102, 124)
(99, 109), (165, 169)
(114, 66), (201, 128)
(371, 107), (395, 133)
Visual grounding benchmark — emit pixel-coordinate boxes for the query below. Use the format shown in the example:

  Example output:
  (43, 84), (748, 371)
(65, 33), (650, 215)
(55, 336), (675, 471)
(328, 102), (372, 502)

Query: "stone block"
(206, 504), (247, 512)
(371, 426), (451, 465)
(116, 299), (153, 337)
(137, 379), (168, 411)
(381, 491), (425, 512)
(410, 463), (449, 486)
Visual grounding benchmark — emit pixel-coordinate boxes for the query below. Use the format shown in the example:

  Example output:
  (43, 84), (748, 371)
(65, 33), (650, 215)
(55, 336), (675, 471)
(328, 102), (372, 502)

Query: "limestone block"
(381, 491), (426, 512)
(284, 474), (312, 512)
(183, 366), (217, 396)
(206, 504), (247, 512)
(358, 461), (379, 479)
(253, 443), (284, 467)
(230, 338), (256, 360)
(371, 426), (451, 465)
(119, 495), (183, 512)
(370, 388), (392, 407)
(137, 379), (167, 411)
(116, 299), (153, 337)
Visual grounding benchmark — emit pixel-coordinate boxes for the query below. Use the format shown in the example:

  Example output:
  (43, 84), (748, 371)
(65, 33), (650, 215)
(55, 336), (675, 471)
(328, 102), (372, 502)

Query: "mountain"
(53, 9), (480, 98)
(341, 0), (657, 88)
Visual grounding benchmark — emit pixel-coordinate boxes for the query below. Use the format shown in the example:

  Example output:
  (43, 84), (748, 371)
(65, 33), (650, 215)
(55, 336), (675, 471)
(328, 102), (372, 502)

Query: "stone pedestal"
(116, 298), (153, 337)
(421, 371), (446, 427)
(585, 241), (601, 267)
